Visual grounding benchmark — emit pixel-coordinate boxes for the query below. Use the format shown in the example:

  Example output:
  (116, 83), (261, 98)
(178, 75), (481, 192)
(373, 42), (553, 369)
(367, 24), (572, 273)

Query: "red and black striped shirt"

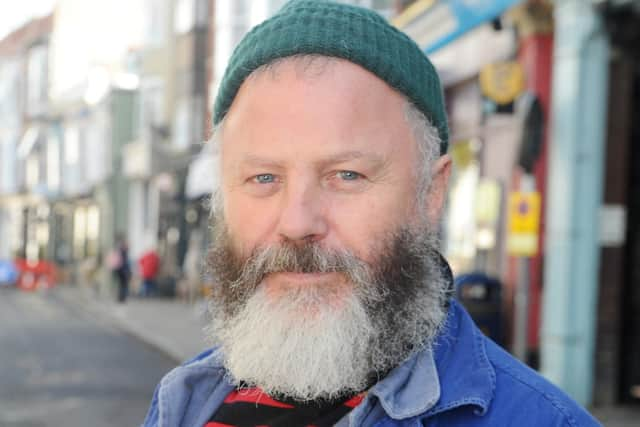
(205, 387), (365, 427)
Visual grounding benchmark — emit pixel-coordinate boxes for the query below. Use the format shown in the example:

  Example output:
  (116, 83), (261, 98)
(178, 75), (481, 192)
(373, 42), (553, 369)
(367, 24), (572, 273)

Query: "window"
(64, 127), (79, 165)
(86, 205), (100, 256)
(194, 0), (209, 28)
(145, 0), (169, 45)
(138, 79), (165, 141)
(174, 0), (195, 34)
(46, 131), (60, 191)
(172, 98), (191, 150)
(73, 207), (87, 259)
(26, 44), (48, 116)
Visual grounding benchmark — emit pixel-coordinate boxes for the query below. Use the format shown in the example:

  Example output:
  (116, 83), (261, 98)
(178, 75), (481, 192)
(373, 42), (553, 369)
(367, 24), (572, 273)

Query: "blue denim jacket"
(142, 299), (600, 427)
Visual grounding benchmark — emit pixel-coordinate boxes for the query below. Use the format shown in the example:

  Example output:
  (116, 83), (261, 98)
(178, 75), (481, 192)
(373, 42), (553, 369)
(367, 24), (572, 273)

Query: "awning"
(393, 0), (522, 54)
(186, 143), (219, 199)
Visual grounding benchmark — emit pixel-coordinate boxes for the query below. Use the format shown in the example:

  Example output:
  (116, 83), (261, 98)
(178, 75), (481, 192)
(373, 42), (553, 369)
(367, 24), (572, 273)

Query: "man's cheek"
(221, 221), (255, 261)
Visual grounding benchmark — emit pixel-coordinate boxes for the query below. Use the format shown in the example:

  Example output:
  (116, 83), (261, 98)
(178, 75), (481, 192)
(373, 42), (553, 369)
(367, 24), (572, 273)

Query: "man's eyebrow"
(319, 150), (387, 166)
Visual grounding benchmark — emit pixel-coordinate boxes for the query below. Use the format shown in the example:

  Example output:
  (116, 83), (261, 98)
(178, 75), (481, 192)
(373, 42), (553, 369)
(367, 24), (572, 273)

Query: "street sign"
(507, 191), (541, 256)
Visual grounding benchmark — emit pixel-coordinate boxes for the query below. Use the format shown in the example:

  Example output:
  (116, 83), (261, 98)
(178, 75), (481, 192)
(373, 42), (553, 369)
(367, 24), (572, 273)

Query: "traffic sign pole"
(513, 174), (536, 363)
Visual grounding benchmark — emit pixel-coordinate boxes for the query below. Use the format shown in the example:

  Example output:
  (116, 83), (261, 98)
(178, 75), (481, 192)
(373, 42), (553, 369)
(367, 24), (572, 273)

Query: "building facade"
(394, 0), (640, 409)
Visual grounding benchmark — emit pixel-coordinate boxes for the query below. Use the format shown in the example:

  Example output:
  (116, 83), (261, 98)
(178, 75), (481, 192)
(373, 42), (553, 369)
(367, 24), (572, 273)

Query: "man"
(109, 233), (131, 303)
(144, 1), (600, 426)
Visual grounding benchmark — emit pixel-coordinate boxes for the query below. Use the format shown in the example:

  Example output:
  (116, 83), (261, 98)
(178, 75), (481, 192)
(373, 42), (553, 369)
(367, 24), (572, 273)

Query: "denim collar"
(345, 298), (495, 424)
(364, 345), (441, 420)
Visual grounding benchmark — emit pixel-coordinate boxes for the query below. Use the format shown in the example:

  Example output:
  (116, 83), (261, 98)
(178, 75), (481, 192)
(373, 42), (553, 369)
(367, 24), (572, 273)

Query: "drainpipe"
(541, 0), (609, 407)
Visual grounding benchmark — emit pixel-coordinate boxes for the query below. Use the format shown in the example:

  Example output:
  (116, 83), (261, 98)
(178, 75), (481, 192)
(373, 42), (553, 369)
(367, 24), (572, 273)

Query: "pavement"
(53, 283), (210, 363)
(52, 283), (639, 426)
(0, 287), (176, 427)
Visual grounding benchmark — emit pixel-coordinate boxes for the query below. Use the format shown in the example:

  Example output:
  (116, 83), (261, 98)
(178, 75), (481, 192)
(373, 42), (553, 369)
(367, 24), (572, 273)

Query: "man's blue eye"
(338, 171), (361, 181)
(255, 174), (275, 184)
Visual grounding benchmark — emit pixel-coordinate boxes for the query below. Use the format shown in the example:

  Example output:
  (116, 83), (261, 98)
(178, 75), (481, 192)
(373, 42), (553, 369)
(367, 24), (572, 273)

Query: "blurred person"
(143, 1), (600, 426)
(108, 233), (131, 303)
(138, 248), (160, 297)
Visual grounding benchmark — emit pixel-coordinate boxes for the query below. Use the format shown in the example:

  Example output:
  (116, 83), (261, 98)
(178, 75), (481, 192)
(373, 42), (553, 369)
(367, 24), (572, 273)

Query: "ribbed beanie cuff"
(213, 0), (449, 154)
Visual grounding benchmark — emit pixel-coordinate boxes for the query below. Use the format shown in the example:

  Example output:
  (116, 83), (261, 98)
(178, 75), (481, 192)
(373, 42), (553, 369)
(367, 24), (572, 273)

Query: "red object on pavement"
(139, 251), (160, 279)
(14, 258), (57, 291)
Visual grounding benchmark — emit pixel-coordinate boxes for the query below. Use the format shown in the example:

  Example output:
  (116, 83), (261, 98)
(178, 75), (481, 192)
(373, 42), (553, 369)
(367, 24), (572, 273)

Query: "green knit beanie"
(213, 0), (449, 155)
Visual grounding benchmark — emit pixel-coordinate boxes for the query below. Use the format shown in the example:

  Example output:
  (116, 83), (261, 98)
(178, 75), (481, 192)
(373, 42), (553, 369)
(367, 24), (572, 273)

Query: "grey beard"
(204, 217), (450, 402)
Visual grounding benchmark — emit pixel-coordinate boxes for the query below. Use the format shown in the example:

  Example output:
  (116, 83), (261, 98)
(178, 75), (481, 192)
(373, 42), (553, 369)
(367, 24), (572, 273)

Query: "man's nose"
(276, 181), (328, 243)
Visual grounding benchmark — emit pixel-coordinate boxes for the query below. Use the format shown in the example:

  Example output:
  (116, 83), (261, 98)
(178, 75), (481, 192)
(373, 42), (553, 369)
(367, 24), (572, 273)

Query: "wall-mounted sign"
(507, 191), (541, 257)
(480, 61), (525, 105)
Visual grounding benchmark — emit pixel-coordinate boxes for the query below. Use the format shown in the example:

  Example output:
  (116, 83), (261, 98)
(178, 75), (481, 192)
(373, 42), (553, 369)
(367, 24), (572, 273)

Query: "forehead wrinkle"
(236, 149), (390, 171)
(238, 153), (285, 170)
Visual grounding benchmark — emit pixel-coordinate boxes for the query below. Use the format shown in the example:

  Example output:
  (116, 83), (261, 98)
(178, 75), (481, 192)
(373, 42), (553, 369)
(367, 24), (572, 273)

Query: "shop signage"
(507, 191), (540, 256)
(480, 61), (525, 105)
(395, 0), (522, 54)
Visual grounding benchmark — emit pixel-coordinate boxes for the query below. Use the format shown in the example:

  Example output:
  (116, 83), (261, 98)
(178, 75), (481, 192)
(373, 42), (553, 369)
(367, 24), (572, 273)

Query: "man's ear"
(425, 154), (452, 225)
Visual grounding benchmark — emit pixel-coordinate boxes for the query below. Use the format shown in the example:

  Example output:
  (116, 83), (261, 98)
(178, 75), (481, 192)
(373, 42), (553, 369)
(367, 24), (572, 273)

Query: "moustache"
(207, 239), (376, 312)
(230, 242), (370, 288)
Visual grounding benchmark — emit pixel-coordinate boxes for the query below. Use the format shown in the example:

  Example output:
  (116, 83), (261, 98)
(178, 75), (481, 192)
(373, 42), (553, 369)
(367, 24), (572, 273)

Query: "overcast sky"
(0, 0), (57, 40)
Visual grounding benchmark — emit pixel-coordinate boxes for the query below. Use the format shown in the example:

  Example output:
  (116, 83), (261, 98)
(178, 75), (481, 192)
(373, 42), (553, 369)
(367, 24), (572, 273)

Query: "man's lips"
(261, 272), (350, 306)
(264, 271), (342, 285)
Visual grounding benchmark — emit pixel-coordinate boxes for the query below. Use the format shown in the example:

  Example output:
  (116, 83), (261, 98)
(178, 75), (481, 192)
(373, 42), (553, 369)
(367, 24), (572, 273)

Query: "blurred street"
(0, 287), (176, 427)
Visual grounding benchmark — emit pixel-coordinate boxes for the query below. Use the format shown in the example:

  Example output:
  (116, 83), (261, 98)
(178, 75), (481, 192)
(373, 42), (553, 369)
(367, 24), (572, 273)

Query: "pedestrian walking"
(107, 234), (131, 303)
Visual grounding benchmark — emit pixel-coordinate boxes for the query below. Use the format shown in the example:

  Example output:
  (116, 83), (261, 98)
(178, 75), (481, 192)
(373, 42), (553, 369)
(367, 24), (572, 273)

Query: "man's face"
(207, 58), (451, 401)
(220, 59), (428, 293)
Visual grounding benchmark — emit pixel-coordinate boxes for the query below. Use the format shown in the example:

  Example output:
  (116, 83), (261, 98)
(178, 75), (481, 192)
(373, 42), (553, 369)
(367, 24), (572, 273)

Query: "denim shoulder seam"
(473, 327), (496, 413)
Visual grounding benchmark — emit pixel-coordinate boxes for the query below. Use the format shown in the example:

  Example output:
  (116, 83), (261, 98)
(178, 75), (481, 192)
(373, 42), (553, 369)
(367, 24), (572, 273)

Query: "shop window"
(444, 139), (481, 273)
(86, 205), (100, 257)
(73, 207), (87, 259)
(26, 156), (40, 190)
